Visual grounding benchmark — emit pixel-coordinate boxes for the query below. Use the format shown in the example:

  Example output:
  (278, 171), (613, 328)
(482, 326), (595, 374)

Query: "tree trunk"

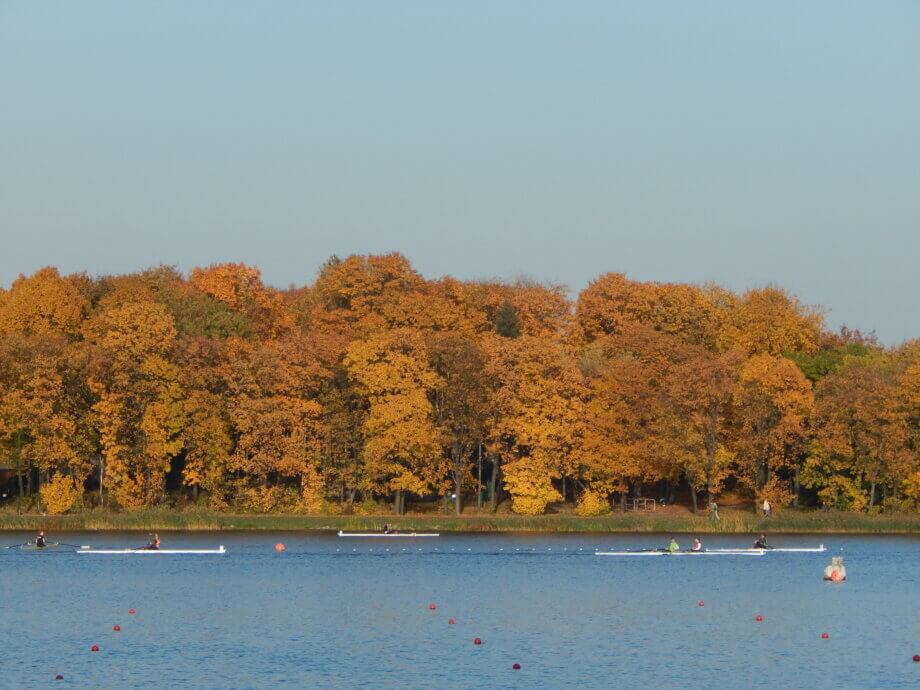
(454, 474), (462, 515)
(394, 489), (403, 515)
(99, 455), (105, 508)
(793, 469), (800, 508)
(689, 481), (698, 514)
(477, 442), (482, 509)
(869, 481), (877, 508)
(490, 455), (501, 511)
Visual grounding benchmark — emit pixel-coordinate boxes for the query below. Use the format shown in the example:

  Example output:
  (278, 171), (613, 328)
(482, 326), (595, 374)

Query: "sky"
(1, 1), (918, 343)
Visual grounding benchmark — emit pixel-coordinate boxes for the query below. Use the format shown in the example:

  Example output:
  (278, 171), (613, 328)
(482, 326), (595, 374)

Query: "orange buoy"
(755, 615), (763, 622)
(448, 618), (455, 625)
(91, 645), (99, 652)
(473, 637), (482, 645)
(428, 603), (436, 610)
(821, 633), (829, 639)
(113, 625), (121, 632)
(512, 663), (521, 670)
(830, 570), (843, 583)
(128, 608), (136, 615)
(274, 543), (285, 553)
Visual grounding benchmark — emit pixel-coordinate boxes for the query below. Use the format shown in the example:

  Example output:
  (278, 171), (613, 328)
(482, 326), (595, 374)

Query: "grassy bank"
(2, 508), (920, 533)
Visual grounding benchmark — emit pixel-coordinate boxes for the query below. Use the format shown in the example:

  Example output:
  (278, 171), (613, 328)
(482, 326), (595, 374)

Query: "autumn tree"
(666, 347), (742, 511)
(86, 301), (185, 508)
(0, 334), (92, 505)
(806, 360), (910, 510)
(0, 267), (88, 337)
(429, 333), (491, 514)
(483, 334), (586, 515)
(580, 326), (688, 510)
(733, 354), (814, 509)
(191, 263), (294, 338)
(344, 330), (444, 514)
(718, 286), (823, 356)
(221, 336), (326, 511)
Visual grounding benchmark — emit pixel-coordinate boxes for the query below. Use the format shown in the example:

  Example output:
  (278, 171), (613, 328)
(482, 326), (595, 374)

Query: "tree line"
(0, 254), (917, 515)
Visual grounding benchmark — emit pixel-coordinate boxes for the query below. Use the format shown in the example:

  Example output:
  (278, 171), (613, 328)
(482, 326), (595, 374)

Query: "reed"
(1, 507), (919, 533)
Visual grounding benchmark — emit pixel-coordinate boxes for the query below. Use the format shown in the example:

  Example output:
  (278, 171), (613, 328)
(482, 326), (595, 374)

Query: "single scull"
(77, 546), (226, 555)
(19, 542), (60, 551)
(596, 550), (765, 557)
(337, 531), (439, 538)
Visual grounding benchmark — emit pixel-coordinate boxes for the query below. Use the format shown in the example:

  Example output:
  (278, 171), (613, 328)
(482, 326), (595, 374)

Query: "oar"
(2, 543), (28, 549)
(58, 542), (92, 549)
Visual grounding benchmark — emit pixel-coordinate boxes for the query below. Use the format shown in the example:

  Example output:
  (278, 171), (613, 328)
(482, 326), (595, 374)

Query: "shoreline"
(2, 509), (920, 534)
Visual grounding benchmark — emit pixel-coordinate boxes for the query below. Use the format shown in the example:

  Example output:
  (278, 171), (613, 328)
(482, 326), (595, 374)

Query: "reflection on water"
(2, 532), (918, 689)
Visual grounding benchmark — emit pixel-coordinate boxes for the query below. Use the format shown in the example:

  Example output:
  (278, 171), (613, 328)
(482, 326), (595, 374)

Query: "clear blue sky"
(1, 2), (918, 342)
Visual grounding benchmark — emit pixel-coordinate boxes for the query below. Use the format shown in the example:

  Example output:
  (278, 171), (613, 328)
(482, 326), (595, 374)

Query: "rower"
(146, 533), (161, 550)
(691, 537), (703, 552)
(667, 538), (679, 553)
(753, 533), (769, 549)
(382, 523), (390, 535)
(35, 531), (47, 548)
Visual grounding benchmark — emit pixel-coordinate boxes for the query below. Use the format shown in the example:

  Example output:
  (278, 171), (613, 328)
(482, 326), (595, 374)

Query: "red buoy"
(473, 637), (482, 645)
(274, 543), (285, 553)
(755, 615), (763, 622)
(698, 600), (705, 607)
(113, 625), (121, 632)
(428, 603), (436, 610)
(56, 675), (64, 680)
(821, 633), (829, 639)
(448, 618), (455, 625)
(91, 645), (99, 652)
(512, 663), (521, 670)
(128, 608), (136, 615)
(913, 654), (920, 662)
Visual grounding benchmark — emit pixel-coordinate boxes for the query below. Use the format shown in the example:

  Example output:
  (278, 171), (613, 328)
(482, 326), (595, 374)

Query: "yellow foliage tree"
(483, 334), (585, 515)
(344, 330), (444, 514)
(87, 301), (184, 508)
(39, 474), (81, 514)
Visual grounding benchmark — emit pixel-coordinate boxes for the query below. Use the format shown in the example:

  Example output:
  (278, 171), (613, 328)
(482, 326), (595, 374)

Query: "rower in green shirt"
(667, 538), (679, 553)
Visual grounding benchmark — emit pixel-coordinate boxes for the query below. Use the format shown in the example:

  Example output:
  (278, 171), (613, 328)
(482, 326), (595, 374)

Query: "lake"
(2, 532), (918, 689)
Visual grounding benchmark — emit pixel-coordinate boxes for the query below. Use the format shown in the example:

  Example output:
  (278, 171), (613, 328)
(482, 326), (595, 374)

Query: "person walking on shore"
(709, 500), (720, 524)
(762, 498), (772, 518)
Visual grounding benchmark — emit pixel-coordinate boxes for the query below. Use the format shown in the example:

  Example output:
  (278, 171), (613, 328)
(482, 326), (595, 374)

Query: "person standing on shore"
(709, 501), (720, 524)
(762, 498), (772, 518)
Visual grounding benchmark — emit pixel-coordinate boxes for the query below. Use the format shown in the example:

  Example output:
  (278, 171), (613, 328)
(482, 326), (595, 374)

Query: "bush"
(40, 475), (80, 515)
(759, 476), (795, 511)
(502, 459), (563, 516)
(576, 490), (611, 516)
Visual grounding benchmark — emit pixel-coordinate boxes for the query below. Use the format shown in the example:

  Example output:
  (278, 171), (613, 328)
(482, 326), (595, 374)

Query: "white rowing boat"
(596, 550), (764, 557)
(77, 546), (226, 555)
(707, 545), (826, 553)
(337, 531), (439, 538)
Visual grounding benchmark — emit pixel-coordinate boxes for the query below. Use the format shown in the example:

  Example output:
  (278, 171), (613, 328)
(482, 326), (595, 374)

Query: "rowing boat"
(337, 531), (439, 538)
(707, 545), (826, 553)
(595, 550), (765, 557)
(77, 546), (226, 555)
(19, 542), (60, 551)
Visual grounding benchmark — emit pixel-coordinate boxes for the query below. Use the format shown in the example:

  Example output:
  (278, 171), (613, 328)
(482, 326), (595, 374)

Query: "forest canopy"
(1, 255), (917, 516)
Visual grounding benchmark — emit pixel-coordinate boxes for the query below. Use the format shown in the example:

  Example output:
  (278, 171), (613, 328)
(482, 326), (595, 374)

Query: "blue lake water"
(1, 532), (918, 689)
